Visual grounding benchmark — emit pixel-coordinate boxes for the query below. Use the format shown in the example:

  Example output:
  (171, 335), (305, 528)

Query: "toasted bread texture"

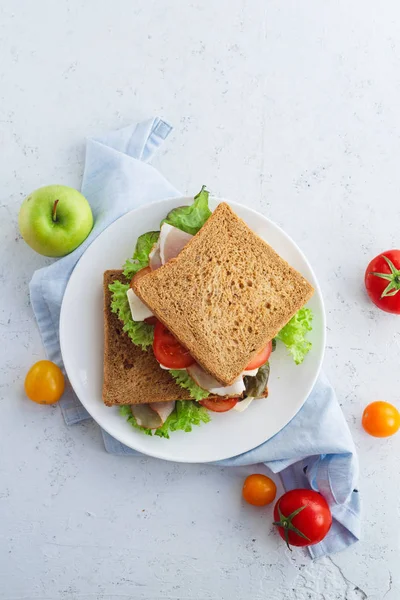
(133, 203), (314, 385)
(103, 270), (198, 406)
(103, 270), (255, 406)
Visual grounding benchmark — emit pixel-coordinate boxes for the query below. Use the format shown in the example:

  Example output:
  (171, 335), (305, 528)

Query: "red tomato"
(365, 250), (400, 314)
(199, 398), (238, 412)
(153, 321), (195, 369)
(246, 341), (272, 370)
(273, 489), (332, 549)
(144, 316), (158, 326)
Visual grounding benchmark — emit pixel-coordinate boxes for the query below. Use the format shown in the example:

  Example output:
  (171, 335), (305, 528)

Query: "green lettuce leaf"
(244, 362), (270, 397)
(276, 308), (313, 365)
(120, 401), (210, 439)
(169, 370), (210, 401)
(123, 231), (160, 278)
(157, 400), (210, 437)
(109, 280), (154, 349)
(162, 185), (212, 235)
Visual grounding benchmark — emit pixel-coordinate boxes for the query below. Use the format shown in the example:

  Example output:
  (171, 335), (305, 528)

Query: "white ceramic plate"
(60, 198), (325, 463)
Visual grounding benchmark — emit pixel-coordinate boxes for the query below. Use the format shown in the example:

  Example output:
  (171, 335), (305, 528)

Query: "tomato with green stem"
(273, 489), (332, 549)
(365, 250), (400, 313)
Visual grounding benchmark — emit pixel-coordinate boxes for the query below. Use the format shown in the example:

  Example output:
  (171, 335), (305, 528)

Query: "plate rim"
(60, 196), (326, 462)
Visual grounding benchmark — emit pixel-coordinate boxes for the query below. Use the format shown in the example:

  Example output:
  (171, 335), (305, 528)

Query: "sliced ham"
(159, 223), (193, 264)
(131, 401), (175, 429)
(186, 363), (246, 397)
(148, 224), (192, 270)
(131, 404), (162, 429)
(150, 401), (176, 423)
(149, 242), (162, 270)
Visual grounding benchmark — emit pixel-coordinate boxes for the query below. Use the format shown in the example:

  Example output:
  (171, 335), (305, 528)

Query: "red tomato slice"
(246, 341), (272, 370)
(144, 316), (158, 326)
(153, 321), (195, 369)
(199, 398), (238, 412)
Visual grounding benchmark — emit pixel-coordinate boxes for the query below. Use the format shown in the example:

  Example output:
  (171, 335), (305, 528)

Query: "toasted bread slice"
(133, 203), (314, 386)
(103, 270), (258, 405)
(103, 270), (197, 405)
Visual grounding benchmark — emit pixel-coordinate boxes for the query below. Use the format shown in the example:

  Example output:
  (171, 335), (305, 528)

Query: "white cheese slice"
(126, 288), (153, 322)
(208, 377), (246, 396)
(242, 368), (259, 377)
(233, 397), (254, 412)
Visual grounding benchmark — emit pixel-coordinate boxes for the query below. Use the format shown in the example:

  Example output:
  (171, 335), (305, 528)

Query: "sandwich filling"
(109, 187), (314, 437)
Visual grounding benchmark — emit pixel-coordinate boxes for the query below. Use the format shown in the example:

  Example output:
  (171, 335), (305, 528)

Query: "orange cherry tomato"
(242, 474), (277, 506)
(24, 360), (65, 405)
(362, 401), (400, 438)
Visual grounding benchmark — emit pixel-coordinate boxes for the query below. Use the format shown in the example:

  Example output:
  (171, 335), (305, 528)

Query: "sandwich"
(104, 268), (268, 435)
(103, 187), (314, 438)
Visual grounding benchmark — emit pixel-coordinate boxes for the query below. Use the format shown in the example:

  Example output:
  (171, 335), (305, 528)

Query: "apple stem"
(52, 199), (59, 222)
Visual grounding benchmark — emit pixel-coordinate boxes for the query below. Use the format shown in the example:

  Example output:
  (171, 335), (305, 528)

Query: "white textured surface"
(1, 1), (399, 598)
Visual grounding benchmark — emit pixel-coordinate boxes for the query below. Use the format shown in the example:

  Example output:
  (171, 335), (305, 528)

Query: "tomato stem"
(369, 255), (400, 298)
(273, 502), (311, 550)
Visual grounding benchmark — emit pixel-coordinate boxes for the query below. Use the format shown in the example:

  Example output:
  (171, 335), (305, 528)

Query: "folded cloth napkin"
(30, 118), (360, 558)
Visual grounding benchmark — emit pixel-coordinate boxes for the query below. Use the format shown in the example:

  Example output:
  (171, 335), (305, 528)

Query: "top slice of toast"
(103, 270), (250, 405)
(133, 203), (314, 386)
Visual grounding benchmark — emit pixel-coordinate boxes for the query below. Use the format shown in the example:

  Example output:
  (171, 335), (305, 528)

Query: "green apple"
(18, 185), (93, 257)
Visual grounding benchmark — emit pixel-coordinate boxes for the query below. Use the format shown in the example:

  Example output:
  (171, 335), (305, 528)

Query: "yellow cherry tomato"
(362, 401), (400, 438)
(24, 360), (65, 405)
(242, 474), (277, 506)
